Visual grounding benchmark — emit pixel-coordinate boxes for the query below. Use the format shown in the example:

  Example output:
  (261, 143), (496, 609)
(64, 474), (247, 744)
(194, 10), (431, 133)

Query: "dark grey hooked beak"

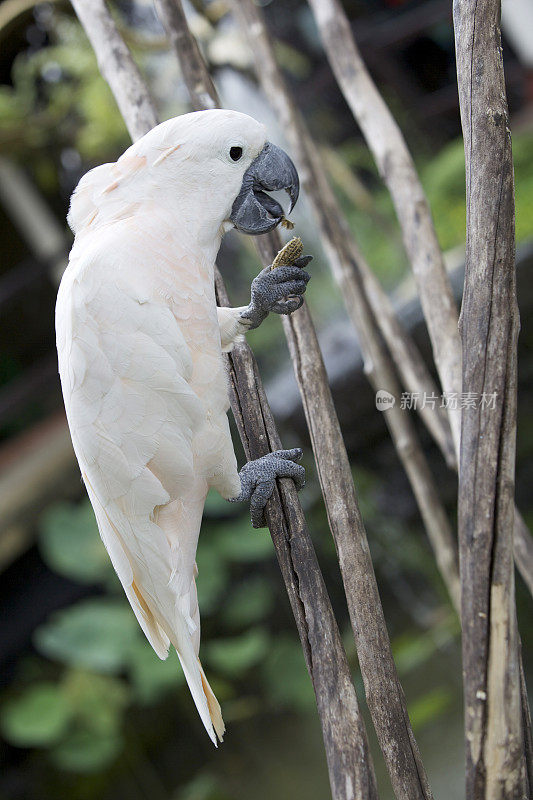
(230, 142), (299, 235)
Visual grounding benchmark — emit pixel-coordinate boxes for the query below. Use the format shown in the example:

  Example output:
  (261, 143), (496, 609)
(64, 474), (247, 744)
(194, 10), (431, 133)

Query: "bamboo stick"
(155, 2), (434, 798)
(454, 1), (528, 796)
(69, 2), (377, 797)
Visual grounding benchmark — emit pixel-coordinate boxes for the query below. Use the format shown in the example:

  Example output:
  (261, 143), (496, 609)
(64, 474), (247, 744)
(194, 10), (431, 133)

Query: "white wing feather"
(56, 247), (223, 741)
(56, 110), (273, 745)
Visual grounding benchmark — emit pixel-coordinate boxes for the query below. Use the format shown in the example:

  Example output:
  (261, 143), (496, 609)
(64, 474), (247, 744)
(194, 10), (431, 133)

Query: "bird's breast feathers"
(57, 224), (230, 513)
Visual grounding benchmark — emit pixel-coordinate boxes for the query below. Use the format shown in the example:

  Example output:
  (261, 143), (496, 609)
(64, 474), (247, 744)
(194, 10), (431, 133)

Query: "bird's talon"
(235, 449), (305, 528)
(241, 261), (311, 328)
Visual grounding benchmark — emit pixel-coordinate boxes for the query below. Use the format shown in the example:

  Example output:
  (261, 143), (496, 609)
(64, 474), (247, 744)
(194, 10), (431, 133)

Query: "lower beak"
(229, 142), (300, 235)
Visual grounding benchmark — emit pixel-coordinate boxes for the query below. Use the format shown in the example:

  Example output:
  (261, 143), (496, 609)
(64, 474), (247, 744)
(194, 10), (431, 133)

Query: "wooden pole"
(70, 2), (377, 798)
(154, 2), (434, 798)
(454, 1), (528, 796)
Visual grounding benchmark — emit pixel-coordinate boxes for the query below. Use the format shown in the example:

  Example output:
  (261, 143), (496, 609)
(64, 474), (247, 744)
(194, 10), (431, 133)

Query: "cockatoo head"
(68, 110), (299, 243)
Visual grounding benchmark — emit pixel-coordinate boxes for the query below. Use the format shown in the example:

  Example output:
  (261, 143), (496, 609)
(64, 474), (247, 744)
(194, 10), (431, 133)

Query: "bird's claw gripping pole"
(230, 448), (305, 529)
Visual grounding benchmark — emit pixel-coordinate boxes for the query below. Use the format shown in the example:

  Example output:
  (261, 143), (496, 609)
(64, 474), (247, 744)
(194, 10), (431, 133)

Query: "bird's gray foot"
(240, 257), (312, 330)
(230, 448), (305, 528)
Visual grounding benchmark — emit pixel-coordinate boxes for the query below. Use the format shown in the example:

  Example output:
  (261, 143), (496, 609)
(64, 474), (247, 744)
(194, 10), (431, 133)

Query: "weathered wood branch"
(306, 0), (462, 456)
(155, 1), (435, 798)
(69, 1), (157, 140)
(154, 0), (218, 111)
(230, 0), (460, 617)
(216, 279), (378, 800)
(454, 1), (528, 796)
(70, 2), (377, 797)
(304, 0), (533, 598)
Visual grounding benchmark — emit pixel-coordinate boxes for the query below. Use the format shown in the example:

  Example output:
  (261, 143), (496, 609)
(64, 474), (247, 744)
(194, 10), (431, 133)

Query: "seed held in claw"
(271, 236), (304, 269)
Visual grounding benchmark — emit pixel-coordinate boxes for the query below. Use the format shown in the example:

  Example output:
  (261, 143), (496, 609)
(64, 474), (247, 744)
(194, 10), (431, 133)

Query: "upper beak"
(230, 142), (299, 235)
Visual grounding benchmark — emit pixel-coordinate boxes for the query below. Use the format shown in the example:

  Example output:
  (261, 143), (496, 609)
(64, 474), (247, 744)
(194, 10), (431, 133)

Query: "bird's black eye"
(230, 146), (243, 162)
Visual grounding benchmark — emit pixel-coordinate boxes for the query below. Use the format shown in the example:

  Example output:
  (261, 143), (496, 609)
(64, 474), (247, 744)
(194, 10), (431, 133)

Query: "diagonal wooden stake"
(70, 2), (377, 798)
(155, 2), (434, 799)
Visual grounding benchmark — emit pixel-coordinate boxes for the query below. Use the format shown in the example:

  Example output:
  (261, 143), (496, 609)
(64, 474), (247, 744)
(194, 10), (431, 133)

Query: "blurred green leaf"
(203, 488), (236, 519)
(408, 687), (452, 732)
(422, 131), (533, 251)
(1, 684), (71, 747)
(127, 640), (184, 704)
(215, 521), (272, 563)
(63, 670), (129, 734)
(351, 467), (378, 521)
(39, 501), (113, 585)
(274, 41), (311, 79)
(49, 727), (122, 773)
(195, 540), (230, 613)
(1, 14), (129, 174)
(34, 599), (139, 673)
(261, 636), (316, 712)
(221, 577), (274, 628)
(393, 628), (448, 675)
(205, 629), (269, 677)
(178, 772), (232, 800)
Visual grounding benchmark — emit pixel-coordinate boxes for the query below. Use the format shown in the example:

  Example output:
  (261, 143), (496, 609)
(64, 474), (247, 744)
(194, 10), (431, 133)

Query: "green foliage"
(195, 515), (273, 613)
(39, 502), (113, 585)
(34, 599), (140, 674)
(408, 687), (453, 732)
(50, 728), (122, 773)
(62, 670), (129, 736)
(0, 13), (129, 188)
(221, 577), (275, 628)
(261, 636), (316, 712)
(178, 773), (233, 800)
(422, 132), (533, 250)
(2, 495), (292, 778)
(126, 640), (184, 705)
(513, 133), (533, 243)
(393, 617), (457, 676)
(205, 629), (269, 677)
(214, 520), (272, 563)
(194, 539), (230, 613)
(1, 683), (71, 747)
(333, 141), (409, 286)
(331, 132), (533, 289)
(49, 670), (127, 772)
(1, 670), (129, 772)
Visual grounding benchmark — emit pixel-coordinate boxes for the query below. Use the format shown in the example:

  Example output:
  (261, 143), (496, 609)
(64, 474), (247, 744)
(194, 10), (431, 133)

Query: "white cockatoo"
(56, 109), (310, 744)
